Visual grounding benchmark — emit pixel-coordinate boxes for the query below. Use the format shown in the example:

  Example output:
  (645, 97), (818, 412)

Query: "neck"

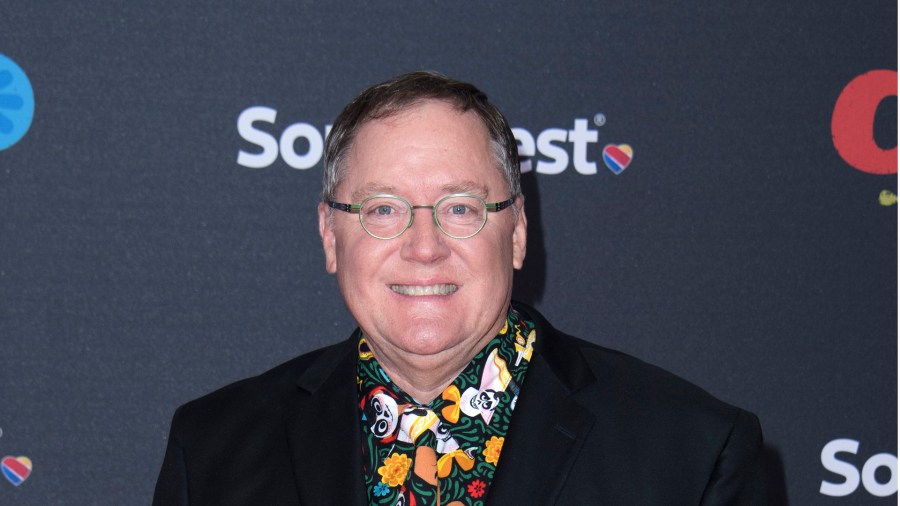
(365, 330), (499, 404)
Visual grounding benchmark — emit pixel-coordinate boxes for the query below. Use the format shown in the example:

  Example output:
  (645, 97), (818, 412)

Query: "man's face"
(318, 100), (526, 362)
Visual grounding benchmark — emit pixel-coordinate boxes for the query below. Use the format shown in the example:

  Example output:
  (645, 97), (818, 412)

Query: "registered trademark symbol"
(593, 113), (606, 127)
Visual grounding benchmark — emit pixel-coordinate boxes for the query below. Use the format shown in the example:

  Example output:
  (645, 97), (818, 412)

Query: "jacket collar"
(486, 302), (598, 505)
(285, 337), (368, 505)
(514, 301), (597, 392)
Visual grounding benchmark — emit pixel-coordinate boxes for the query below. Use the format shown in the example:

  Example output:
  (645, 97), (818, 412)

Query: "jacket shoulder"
(557, 329), (750, 425)
(170, 339), (352, 435)
(514, 300), (745, 422)
(154, 338), (358, 505)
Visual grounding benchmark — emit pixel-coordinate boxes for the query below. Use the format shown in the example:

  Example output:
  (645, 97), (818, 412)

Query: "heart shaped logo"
(602, 144), (633, 174)
(2, 456), (32, 486)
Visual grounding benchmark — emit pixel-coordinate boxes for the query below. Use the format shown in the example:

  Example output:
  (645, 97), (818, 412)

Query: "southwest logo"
(602, 144), (634, 174)
(237, 107), (635, 176)
(1, 456), (32, 486)
(0, 53), (35, 151)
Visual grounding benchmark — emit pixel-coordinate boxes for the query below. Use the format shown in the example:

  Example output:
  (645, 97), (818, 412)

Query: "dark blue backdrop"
(1, 1), (896, 503)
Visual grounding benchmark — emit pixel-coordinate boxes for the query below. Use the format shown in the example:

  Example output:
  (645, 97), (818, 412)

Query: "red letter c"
(831, 70), (897, 175)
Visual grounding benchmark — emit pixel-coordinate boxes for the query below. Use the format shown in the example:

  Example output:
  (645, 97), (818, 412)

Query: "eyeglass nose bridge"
(406, 204), (449, 238)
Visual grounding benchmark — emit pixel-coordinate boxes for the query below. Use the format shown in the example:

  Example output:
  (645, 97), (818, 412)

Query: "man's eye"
(375, 205), (393, 215)
(450, 205), (469, 215)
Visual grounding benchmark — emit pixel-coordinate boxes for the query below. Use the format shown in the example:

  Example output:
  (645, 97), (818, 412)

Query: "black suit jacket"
(154, 304), (765, 505)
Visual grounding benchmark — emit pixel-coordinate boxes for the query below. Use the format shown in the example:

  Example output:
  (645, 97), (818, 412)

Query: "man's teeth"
(390, 284), (458, 296)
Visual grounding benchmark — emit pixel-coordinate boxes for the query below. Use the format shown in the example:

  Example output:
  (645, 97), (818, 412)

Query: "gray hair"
(322, 71), (521, 202)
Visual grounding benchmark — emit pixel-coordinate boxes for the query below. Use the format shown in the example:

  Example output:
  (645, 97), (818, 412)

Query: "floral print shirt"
(357, 307), (536, 506)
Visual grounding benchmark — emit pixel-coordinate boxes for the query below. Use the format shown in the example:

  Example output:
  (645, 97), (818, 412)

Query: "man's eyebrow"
(351, 184), (396, 202)
(442, 181), (490, 198)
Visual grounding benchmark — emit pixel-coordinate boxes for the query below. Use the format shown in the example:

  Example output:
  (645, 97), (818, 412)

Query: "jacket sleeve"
(152, 406), (190, 506)
(699, 409), (767, 505)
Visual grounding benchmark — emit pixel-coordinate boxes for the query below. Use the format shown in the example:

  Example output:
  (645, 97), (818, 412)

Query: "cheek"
(467, 234), (514, 280)
(459, 232), (505, 264)
(335, 234), (376, 273)
(335, 237), (396, 297)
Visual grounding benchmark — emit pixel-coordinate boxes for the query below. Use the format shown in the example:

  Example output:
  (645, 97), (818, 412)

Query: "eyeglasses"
(326, 193), (515, 240)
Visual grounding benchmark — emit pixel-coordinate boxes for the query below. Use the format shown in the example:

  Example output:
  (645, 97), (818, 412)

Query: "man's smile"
(389, 284), (459, 296)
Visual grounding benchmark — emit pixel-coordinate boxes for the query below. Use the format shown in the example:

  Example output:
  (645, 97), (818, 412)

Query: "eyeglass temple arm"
(486, 198), (515, 212)
(326, 201), (361, 214)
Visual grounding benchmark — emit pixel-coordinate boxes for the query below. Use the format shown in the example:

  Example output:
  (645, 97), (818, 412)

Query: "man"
(154, 71), (765, 505)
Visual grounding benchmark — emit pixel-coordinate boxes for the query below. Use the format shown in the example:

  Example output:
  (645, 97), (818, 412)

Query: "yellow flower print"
(378, 453), (411, 487)
(483, 436), (504, 465)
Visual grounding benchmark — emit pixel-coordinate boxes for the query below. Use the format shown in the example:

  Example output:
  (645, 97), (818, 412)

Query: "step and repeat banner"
(1, 1), (896, 504)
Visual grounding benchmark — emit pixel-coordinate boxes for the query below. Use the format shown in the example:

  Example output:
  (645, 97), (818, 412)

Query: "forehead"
(341, 100), (505, 199)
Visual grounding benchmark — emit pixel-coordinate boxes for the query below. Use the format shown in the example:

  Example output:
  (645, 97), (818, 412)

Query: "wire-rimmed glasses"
(326, 193), (514, 240)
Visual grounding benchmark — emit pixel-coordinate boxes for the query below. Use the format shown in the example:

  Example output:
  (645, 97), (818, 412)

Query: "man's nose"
(399, 207), (451, 263)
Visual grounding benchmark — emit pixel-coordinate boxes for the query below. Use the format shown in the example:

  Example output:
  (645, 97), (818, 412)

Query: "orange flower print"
(483, 436), (504, 465)
(378, 453), (412, 487)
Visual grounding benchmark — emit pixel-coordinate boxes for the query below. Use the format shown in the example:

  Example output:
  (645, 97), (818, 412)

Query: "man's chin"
(399, 333), (462, 357)
(375, 325), (467, 358)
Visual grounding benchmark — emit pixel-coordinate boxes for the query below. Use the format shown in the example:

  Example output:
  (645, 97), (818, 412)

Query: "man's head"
(318, 71), (526, 376)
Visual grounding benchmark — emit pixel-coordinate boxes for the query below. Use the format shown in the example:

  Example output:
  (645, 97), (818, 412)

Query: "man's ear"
(511, 196), (527, 270)
(318, 202), (338, 274)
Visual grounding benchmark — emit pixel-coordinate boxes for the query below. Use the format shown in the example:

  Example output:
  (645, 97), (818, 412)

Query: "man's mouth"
(389, 284), (459, 296)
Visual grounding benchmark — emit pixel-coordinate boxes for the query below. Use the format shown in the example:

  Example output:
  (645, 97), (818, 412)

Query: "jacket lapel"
(284, 337), (368, 505)
(487, 305), (597, 505)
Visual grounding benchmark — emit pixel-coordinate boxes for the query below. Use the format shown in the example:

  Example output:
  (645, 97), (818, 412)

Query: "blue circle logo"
(0, 53), (35, 151)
